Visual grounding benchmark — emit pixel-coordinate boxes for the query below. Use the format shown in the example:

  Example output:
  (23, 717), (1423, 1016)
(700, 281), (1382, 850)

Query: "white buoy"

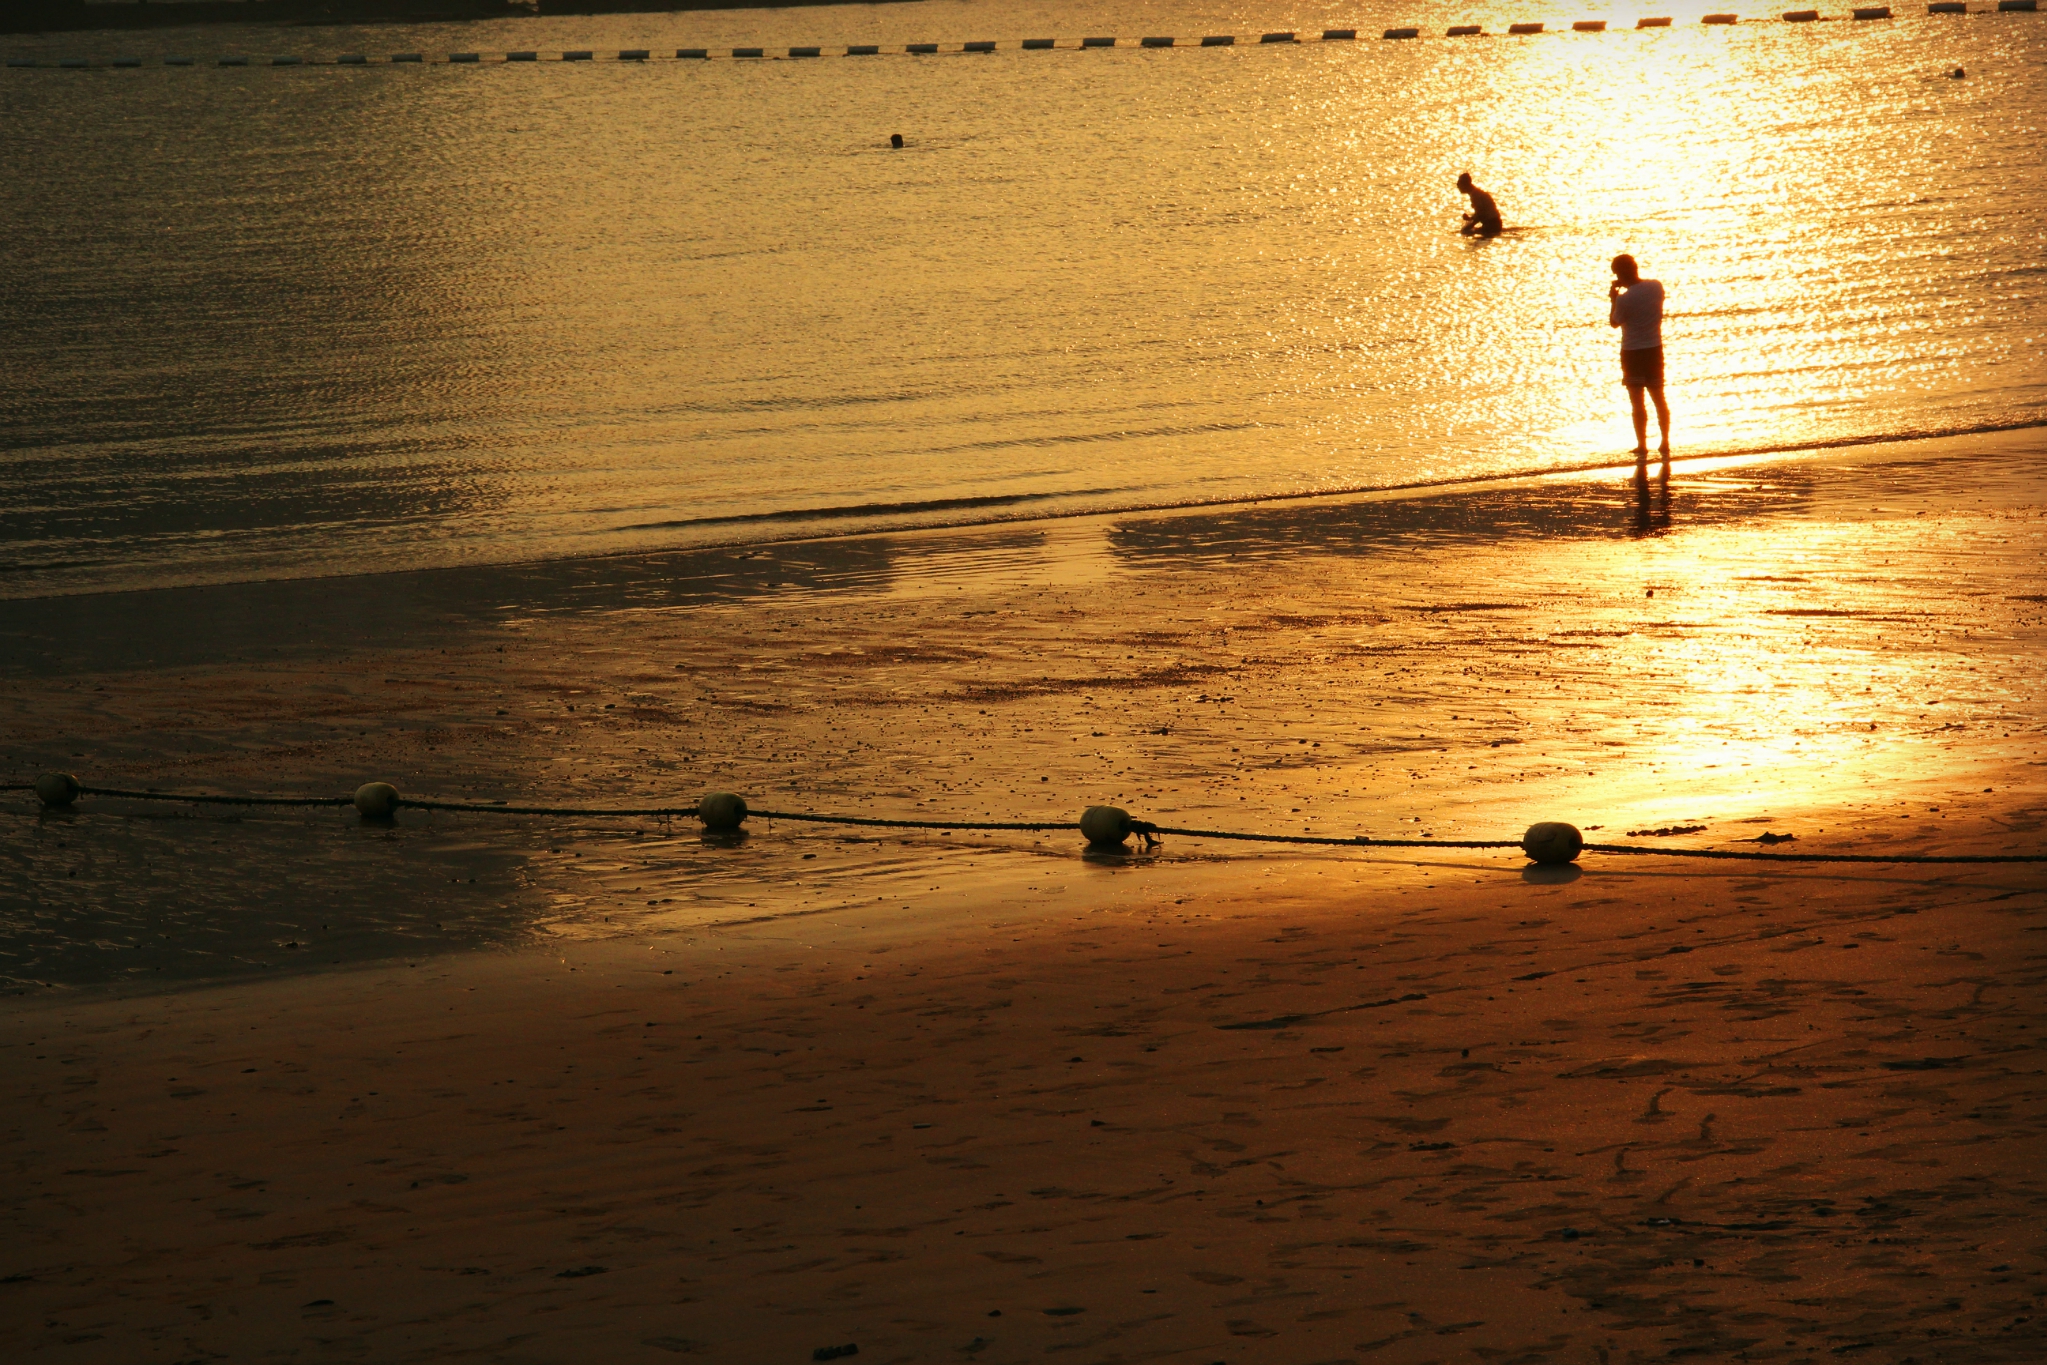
(699, 791), (748, 832)
(1522, 822), (1584, 866)
(1081, 805), (1134, 848)
(354, 781), (400, 818)
(34, 772), (81, 808)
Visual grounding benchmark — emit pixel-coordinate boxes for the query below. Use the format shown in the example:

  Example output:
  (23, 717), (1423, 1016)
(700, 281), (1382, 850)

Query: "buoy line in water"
(4, 7), (2036, 70)
(7, 776), (2043, 867)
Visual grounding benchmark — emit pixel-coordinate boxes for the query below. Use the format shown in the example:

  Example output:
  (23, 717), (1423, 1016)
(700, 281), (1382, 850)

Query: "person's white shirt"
(1610, 279), (1664, 351)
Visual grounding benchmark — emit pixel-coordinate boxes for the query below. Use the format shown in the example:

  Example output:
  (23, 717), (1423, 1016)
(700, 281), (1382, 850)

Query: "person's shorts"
(1621, 346), (1664, 389)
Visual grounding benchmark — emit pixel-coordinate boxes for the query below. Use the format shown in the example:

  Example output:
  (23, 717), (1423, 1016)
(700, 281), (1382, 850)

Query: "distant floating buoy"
(788, 45), (821, 57)
(1702, 13), (1740, 24)
(354, 781), (400, 819)
(1384, 27), (1422, 38)
(620, 49), (651, 60)
(1636, 16), (1674, 26)
(699, 791), (749, 832)
(449, 52), (479, 63)
(1022, 38), (1056, 49)
(1082, 36), (1116, 47)
(1949, 64), (1967, 76)
(1323, 29), (1358, 40)
(564, 50), (594, 61)
(890, 132), (904, 147)
(1572, 19), (1608, 30)
(508, 51), (538, 61)
(35, 772), (81, 808)
(1508, 22), (1546, 34)
(1928, 1), (1967, 9)
(1141, 36), (1175, 47)
(1783, 9), (1821, 19)
(733, 47), (764, 58)
(964, 40), (996, 52)
(677, 48), (708, 59)
(847, 44), (881, 55)
(337, 53), (367, 64)
(906, 43), (939, 53)
(1260, 31), (1297, 43)
(1996, 0), (2037, 11)
(1522, 822), (1584, 866)
(1200, 34), (1236, 45)
(392, 53), (423, 63)
(1448, 24), (1486, 35)
(1852, 5), (1893, 17)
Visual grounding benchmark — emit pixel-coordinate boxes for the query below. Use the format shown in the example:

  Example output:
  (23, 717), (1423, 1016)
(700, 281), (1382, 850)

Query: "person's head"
(1456, 172), (1473, 191)
(1611, 253), (1640, 285)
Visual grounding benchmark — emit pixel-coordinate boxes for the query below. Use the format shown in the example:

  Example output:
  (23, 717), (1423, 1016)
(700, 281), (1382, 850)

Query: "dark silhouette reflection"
(1106, 462), (1830, 567)
(1632, 455), (1673, 537)
(1521, 863), (1583, 886)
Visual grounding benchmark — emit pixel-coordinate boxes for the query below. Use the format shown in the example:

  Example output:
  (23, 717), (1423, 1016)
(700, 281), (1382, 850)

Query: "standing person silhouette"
(1456, 173), (1502, 237)
(1608, 254), (1669, 458)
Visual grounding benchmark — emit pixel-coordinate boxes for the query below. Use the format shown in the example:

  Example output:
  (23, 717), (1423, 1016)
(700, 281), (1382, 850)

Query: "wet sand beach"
(4, 434), (2047, 1361)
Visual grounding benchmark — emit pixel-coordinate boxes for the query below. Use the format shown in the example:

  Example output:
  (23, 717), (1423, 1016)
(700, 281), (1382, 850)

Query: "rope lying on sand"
(7, 778), (2042, 865)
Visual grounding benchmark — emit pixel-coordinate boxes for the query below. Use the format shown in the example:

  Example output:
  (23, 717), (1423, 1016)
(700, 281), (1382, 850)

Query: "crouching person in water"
(1457, 172), (1502, 237)
(1607, 253), (1670, 459)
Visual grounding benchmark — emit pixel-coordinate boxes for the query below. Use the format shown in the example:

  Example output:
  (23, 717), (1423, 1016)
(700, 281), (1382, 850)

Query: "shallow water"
(3, 2), (2043, 596)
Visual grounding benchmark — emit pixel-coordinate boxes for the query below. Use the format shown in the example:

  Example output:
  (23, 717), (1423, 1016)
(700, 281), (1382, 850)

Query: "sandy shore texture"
(4, 433), (2046, 1360)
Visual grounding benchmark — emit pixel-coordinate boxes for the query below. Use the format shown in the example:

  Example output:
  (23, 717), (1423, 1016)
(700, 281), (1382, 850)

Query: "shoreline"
(5, 421), (2043, 611)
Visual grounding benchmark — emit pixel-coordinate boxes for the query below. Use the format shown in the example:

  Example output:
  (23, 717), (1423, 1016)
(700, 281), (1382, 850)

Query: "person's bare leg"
(1628, 386), (1649, 456)
(1649, 384), (1670, 454)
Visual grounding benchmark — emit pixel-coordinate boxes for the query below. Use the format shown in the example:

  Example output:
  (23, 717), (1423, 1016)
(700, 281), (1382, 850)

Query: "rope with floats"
(10, 774), (2043, 867)
(4, 7), (2037, 70)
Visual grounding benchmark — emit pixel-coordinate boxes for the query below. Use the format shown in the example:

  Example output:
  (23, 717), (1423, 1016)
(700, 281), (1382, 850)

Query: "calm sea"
(3, 1), (2042, 598)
